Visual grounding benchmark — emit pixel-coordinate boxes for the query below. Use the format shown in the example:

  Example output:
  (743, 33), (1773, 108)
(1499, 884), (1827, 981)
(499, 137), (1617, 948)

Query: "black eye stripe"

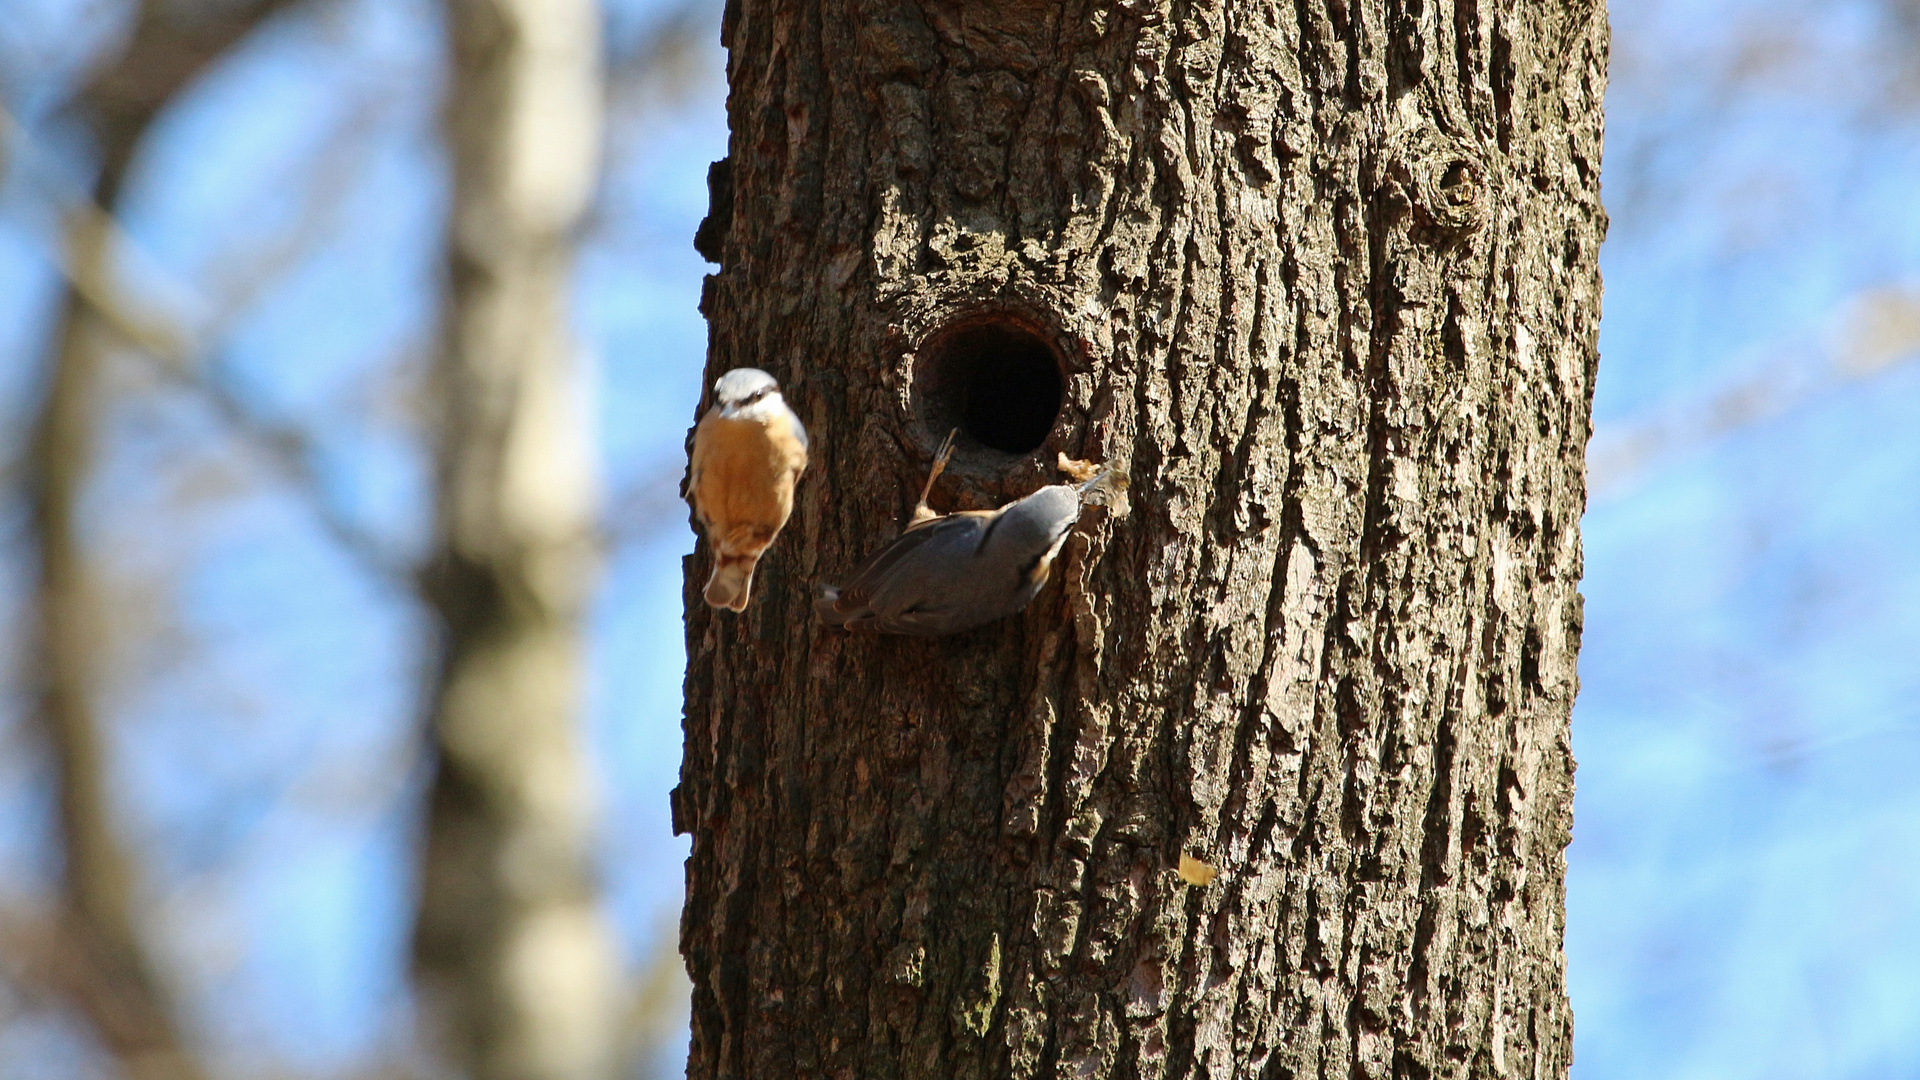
(722, 386), (773, 407)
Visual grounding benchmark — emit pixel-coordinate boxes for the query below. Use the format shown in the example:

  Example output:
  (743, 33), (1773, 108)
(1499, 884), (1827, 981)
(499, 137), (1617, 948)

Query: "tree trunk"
(682, 1), (1604, 1078)
(410, 3), (617, 1080)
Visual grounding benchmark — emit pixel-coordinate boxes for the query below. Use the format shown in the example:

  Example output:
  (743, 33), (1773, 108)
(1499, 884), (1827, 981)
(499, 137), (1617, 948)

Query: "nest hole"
(918, 321), (1064, 456)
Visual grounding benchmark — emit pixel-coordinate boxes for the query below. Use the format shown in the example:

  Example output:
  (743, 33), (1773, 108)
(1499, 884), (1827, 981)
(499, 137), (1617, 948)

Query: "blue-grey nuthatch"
(689, 368), (809, 611)
(815, 435), (1123, 636)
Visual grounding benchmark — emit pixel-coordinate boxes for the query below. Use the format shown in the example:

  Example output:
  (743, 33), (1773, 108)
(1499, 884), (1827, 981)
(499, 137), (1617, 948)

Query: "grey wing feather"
(870, 603), (967, 636)
(816, 529), (931, 625)
(829, 523), (943, 613)
(818, 514), (983, 628)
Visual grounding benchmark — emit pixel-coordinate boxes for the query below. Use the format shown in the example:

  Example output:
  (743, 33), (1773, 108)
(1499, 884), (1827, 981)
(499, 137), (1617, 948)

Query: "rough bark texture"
(22, 5), (296, 1078)
(410, 3), (616, 1079)
(681, 1), (1604, 1079)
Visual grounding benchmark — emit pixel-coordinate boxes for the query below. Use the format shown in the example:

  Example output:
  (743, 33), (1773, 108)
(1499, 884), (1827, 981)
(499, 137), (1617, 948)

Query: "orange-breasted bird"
(689, 368), (809, 611)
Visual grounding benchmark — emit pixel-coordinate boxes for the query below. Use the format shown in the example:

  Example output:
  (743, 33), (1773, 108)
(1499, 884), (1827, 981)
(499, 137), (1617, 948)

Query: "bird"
(689, 367), (809, 611)
(815, 432), (1124, 636)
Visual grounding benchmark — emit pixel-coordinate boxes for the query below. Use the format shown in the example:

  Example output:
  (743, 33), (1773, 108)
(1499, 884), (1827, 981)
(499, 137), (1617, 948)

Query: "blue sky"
(1, 0), (1918, 1076)
(1572, 0), (1920, 1074)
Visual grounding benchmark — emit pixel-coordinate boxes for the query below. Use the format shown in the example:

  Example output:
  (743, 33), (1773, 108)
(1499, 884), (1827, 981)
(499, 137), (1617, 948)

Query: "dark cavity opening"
(921, 322), (1064, 456)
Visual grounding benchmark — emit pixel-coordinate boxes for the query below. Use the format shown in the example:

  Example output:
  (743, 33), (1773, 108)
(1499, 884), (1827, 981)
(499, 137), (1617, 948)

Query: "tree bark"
(681, 1), (1603, 1078)
(410, 3), (616, 1080)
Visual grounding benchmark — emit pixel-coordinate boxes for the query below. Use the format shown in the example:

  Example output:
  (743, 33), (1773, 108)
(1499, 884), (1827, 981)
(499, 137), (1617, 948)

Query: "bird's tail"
(704, 553), (761, 611)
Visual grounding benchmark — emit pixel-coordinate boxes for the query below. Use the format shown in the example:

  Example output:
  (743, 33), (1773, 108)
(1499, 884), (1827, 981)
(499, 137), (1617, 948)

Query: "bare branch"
(12, 4), (341, 1077)
(1, 100), (411, 585)
(27, 209), (214, 1080)
(603, 0), (710, 113)
(182, 369), (414, 582)
(0, 905), (206, 1080)
(81, 0), (315, 189)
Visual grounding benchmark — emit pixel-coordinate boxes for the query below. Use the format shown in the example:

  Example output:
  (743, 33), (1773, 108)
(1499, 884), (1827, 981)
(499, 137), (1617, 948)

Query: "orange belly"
(691, 411), (805, 557)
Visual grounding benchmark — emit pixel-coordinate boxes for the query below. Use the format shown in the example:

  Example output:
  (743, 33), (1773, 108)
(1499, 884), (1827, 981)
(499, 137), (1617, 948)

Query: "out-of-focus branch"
(603, 0), (708, 115)
(19, 3), (306, 1078)
(142, 92), (412, 584)
(18, 80), (667, 571)
(1606, 2), (1920, 241)
(49, 187), (404, 581)
(0, 904), (195, 1078)
(1871, 0), (1920, 106)
(189, 369), (413, 580)
(4, 98), (410, 584)
(28, 159), (212, 1080)
(82, 0), (310, 189)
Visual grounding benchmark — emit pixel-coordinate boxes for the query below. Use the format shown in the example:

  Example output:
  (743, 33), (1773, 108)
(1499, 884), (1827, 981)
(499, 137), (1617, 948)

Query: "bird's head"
(713, 368), (781, 416)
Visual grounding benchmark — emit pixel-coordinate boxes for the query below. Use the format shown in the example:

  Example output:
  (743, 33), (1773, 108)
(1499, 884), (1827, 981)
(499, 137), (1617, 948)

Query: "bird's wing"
(867, 600), (970, 636)
(770, 408), (808, 474)
(837, 589), (971, 636)
(687, 409), (716, 523)
(825, 526), (946, 616)
(825, 513), (989, 618)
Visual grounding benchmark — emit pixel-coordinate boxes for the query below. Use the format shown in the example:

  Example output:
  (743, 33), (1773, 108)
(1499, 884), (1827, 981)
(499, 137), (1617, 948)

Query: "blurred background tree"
(0, 0), (1916, 1079)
